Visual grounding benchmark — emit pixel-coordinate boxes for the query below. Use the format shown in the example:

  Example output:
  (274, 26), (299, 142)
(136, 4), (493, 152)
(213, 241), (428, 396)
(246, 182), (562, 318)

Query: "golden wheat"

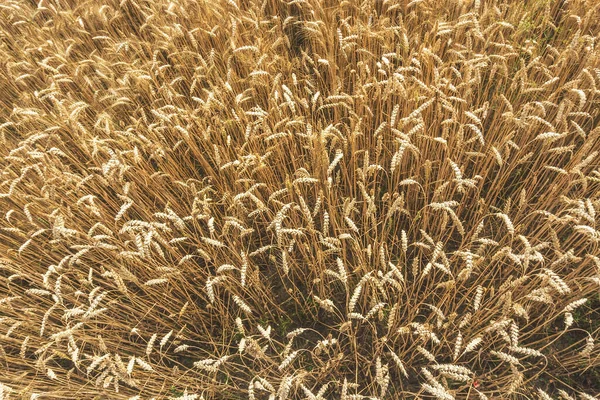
(0, 0), (600, 399)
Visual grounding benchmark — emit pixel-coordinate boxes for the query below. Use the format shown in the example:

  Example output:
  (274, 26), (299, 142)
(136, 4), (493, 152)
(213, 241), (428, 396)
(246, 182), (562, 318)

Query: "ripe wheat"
(1, 0), (599, 399)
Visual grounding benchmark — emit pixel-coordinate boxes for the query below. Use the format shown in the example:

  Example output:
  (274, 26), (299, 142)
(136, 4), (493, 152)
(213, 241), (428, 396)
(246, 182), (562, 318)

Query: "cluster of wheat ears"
(0, 0), (599, 398)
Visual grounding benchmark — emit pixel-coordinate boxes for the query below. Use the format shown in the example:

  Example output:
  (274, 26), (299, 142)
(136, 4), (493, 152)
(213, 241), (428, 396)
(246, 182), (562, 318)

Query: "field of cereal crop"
(0, 0), (599, 398)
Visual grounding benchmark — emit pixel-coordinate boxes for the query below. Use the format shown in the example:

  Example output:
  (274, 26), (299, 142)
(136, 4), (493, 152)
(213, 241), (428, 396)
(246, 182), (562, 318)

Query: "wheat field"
(0, 0), (599, 399)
